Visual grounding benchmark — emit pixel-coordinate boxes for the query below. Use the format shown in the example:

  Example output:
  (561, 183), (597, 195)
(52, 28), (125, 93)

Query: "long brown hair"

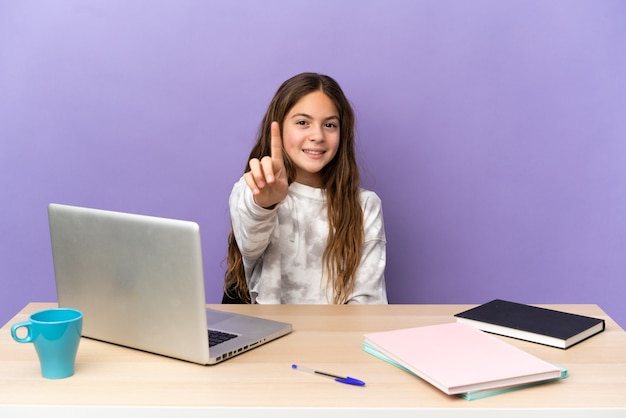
(224, 72), (364, 304)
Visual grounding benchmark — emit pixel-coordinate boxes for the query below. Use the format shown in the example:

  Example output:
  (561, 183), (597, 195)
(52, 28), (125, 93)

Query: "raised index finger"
(270, 121), (283, 163)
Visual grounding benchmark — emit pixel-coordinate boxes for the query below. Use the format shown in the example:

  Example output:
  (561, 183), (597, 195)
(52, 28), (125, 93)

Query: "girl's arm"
(347, 191), (388, 304)
(229, 176), (278, 261)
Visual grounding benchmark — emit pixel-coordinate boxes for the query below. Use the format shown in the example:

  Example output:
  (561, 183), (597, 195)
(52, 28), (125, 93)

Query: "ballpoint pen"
(291, 364), (366, 386)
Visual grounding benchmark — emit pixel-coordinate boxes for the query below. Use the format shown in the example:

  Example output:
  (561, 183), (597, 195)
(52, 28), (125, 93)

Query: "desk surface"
(2, 303), (626, 417)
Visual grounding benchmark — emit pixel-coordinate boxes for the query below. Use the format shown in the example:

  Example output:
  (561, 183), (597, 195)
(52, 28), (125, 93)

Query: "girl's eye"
(325, 122), (338, 129)
(296, 120), (308, 126)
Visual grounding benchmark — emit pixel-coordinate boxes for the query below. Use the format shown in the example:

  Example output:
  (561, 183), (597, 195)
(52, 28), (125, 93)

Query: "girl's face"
(281, 91), (340, 188)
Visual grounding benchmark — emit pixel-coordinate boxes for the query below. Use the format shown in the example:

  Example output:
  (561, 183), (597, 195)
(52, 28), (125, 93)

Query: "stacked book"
(363, 299), (604, 400)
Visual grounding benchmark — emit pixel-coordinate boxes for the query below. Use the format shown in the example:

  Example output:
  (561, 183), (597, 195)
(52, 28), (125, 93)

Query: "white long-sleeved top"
(229, 176), (388, 304)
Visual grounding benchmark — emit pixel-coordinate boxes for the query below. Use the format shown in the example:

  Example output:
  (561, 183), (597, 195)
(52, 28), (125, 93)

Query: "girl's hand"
(244, 121), (289, 208)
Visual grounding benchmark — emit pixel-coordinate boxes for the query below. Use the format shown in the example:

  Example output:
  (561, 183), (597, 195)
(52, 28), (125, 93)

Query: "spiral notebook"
(363, 322), (566, 399)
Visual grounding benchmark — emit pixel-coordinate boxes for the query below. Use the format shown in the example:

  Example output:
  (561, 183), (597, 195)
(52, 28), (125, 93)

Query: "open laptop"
(48, 203), (292, 365)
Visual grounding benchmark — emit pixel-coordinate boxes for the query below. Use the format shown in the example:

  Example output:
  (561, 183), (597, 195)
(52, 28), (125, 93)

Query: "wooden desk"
(1, 303), (625, 417)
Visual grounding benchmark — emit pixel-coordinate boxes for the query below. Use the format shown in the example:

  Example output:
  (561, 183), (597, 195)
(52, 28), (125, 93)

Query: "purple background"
(1, 1), (625, 328)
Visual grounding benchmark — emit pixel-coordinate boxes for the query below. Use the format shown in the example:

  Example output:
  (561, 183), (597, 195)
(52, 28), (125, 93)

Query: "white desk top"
(1, 303), (625, 417)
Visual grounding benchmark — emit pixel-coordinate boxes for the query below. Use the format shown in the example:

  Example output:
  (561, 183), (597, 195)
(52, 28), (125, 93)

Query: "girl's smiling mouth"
(303, 149), (325, 156)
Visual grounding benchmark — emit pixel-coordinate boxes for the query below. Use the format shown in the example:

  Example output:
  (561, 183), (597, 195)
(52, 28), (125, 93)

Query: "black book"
(454, 299), (605, 349)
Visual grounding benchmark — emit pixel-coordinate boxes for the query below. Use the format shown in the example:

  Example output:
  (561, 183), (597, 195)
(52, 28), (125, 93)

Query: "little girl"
(224, 72), (387, 304)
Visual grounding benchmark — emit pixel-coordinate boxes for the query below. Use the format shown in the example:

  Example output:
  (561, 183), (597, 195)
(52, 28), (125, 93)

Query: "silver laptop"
(48, 203), (292, 365)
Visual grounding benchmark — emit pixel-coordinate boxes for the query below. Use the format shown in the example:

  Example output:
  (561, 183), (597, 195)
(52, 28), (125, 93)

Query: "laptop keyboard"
(208, 329), (238, 347)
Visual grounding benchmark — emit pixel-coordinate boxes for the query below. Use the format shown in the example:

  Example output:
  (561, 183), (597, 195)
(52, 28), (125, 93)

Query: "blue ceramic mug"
(11, 308), (83, 379)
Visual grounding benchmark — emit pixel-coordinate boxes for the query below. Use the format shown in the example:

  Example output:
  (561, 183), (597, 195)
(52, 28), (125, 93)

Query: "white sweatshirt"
(229, 176), (388, 304)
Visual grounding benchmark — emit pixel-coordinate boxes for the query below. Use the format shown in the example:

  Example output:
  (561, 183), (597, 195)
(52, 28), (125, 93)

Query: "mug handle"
(11, 322), (34, 343)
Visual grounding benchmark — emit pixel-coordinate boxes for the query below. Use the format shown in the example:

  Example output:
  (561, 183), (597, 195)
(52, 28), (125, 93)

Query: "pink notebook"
(364, 322), (563, 395)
